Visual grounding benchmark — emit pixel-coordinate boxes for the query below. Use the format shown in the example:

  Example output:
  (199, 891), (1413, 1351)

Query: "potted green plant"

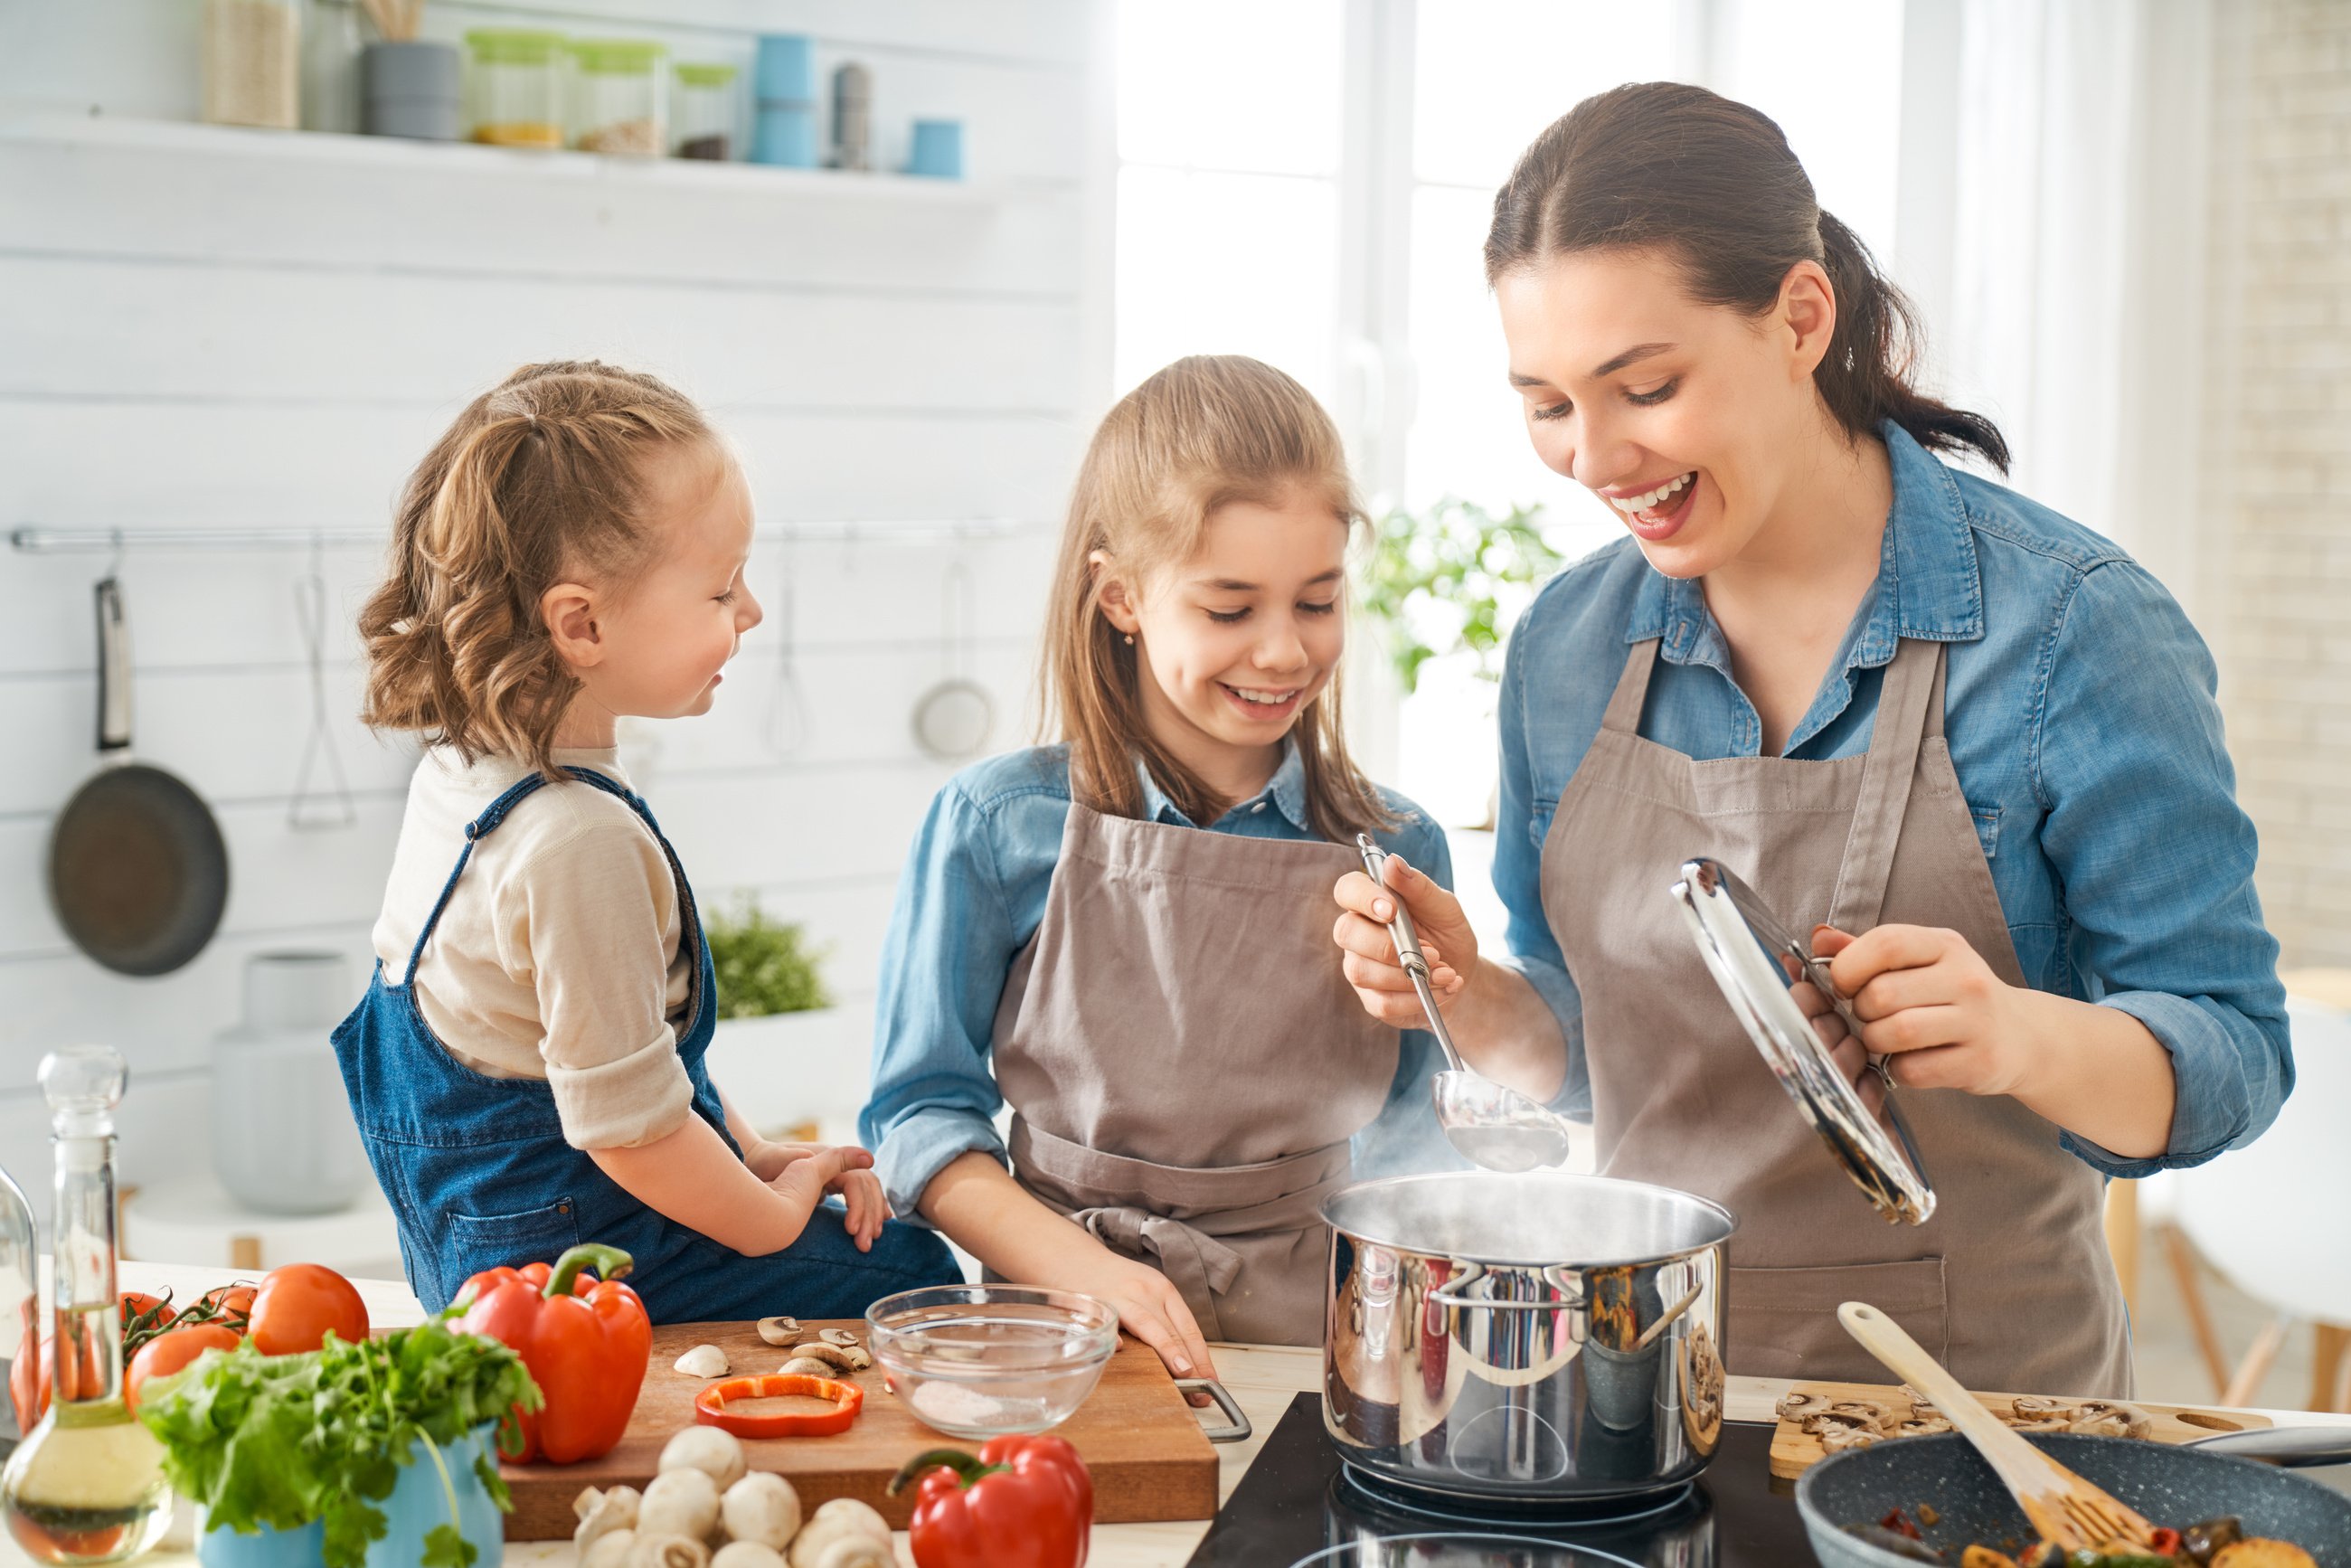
(702, 899), (855, 1139)
(1358, 497), (1565, 827)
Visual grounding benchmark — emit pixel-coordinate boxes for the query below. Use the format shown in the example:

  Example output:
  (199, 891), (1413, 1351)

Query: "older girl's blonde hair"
(1042, 354), (1393, 841)
(360, 360), (712, 778)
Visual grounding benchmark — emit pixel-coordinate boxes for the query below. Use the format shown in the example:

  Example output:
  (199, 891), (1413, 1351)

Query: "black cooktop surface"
(1184, 1393), (1818, 1567)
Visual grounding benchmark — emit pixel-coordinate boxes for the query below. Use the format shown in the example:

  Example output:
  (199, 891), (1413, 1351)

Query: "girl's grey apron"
(1542, 636), (2131, 1394)
(992, 802), (1401, 1345)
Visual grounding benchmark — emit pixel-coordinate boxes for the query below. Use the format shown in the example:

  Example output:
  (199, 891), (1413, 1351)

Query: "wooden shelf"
(0, 109), (1024, 205)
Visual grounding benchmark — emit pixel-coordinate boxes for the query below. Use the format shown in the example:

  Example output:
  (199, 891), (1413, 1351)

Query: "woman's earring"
(1123, 633), (1135, 646)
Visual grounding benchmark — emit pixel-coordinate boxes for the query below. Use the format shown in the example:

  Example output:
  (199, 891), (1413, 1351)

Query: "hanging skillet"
(48, 575), (230, 977)
(1670, 856), (1936, 1226)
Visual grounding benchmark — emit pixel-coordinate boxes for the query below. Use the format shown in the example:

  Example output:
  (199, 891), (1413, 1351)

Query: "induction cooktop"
(1182, 1393), (1818, 1567)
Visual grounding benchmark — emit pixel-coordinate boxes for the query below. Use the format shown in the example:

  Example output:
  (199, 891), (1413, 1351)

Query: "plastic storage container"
(751, 33), (817, 168)
(203, 0), (301, 129)
(673, 62), (739, 160)
(465, 28), (564, 147)
(570, 38), (667, 156)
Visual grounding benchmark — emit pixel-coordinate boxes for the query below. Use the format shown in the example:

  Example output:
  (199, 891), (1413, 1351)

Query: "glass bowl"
(866, 1284), (1119, 1439)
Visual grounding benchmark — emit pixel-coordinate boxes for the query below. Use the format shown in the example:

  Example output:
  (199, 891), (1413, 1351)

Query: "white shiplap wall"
(0, 0), (1113, 1199)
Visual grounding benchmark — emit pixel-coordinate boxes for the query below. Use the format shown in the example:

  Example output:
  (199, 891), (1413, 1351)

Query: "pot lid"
(1669, 857), (1936, 1226)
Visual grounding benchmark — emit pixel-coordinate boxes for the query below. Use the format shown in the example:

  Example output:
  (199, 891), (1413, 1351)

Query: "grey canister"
(362, 40), (460, 141)
(211, 950), (369, 1215)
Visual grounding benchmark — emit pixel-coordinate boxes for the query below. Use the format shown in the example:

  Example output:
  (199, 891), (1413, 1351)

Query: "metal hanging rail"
(9, 518), (1043, 554)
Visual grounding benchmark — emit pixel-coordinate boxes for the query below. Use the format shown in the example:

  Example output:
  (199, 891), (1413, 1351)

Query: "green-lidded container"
(673, 61), (740, 160)
(464, 28), (565, 147)
(570, 38), (667, 155)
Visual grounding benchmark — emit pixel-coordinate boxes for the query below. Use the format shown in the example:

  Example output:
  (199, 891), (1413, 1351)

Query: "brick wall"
(2206, 0), (2351, 969)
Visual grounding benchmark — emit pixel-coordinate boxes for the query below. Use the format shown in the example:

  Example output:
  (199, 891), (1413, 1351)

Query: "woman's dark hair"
(1486, 82), (2008, 473)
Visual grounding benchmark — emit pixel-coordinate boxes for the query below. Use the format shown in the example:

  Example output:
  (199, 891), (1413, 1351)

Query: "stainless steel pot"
(1321, 1171), (1736, 1503)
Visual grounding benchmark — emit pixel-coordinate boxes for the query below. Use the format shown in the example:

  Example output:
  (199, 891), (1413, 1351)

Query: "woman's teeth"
(1224, 685), (1298, 705)
(1610, 471), (1695, 514)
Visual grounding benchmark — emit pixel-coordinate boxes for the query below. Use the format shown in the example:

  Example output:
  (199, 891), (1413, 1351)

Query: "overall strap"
(1823, 639), (1945, 934)
(1599, 639), (1662, 736)
(401, 765), (649, 987)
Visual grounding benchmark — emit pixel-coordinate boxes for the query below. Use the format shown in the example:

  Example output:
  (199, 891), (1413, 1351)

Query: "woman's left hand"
(1813, 923), (2039, 1098)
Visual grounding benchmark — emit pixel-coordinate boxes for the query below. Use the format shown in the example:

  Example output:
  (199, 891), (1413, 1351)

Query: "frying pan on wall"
(47, 576), (230, 977)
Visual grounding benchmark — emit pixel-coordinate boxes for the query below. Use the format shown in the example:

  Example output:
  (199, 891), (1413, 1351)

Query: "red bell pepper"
(449, 1242), (650, 1464)
(694, 1373), (863, 1439)
(888, 1435), (1093, 1568)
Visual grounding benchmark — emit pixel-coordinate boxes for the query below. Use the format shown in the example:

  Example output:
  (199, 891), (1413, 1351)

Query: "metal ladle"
(1356, 836), (1575, 1174)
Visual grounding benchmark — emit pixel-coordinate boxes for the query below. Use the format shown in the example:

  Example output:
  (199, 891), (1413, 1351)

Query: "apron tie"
(1070, 1206), (1246, 1338)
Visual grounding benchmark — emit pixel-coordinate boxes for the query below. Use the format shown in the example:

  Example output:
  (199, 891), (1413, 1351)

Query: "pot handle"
(1173, 1378), (1251, 1442)
(1426, 1261), (1586, 1311)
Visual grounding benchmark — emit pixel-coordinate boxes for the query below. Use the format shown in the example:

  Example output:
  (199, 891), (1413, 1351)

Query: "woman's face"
(1102, 488), (1349, 773)
(1494, 248), (1835, 579)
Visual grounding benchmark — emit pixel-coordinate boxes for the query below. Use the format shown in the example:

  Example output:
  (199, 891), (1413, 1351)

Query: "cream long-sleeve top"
(368, 746), (695, 1150)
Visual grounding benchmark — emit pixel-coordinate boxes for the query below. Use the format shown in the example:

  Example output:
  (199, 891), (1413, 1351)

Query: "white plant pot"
(707, 1004), (873, 1142)
(212, 952), (369, 1216)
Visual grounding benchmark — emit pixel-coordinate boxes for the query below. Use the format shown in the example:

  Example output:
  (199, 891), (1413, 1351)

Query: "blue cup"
(752, 105), (817, 167)
(753, 34), (814, 103)
(905, 118), (965, 180)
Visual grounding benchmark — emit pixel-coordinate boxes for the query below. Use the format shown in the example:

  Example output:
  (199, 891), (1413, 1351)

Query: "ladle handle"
(1357, 835), (1466, 1071)
(1837, 1301), (2068, 1503)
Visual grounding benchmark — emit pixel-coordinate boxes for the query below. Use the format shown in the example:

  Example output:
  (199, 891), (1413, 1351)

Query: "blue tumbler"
(905, 118), (965, 179)
(751, 33), (817, 168)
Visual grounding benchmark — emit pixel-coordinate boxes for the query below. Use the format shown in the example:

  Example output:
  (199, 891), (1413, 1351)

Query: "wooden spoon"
(1837, 1301), (2157, 1553)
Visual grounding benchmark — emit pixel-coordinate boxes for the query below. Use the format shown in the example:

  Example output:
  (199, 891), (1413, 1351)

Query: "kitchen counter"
(17, 1261), (2339, 1568)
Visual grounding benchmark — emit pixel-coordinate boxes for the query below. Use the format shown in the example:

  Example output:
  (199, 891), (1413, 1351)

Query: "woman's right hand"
(1331, 853), (1482, 1029)
(1059, 1242), (1218, 1391)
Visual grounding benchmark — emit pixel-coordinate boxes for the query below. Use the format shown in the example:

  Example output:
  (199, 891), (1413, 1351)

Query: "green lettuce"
(137, 1319), (541, 1568)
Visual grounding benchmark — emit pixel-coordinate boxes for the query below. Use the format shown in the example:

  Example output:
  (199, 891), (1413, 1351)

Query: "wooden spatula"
(1836, 1301), (2157, 1553)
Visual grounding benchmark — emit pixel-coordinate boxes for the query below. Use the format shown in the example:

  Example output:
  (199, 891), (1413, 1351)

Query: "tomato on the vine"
(194, 1284), (257, 1330)
(126, 1324), (241, 1411)
(248, 1263), (368, 1355)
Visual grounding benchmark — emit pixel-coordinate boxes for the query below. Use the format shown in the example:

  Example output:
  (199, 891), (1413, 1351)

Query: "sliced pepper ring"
(694, 1372), (864, 1438)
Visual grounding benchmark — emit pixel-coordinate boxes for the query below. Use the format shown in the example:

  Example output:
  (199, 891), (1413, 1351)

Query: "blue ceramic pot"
(198, 1423), (504, 1568)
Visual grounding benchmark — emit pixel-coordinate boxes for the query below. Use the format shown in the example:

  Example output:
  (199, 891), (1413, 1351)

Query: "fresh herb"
(705, 896), (831, 1018)
(137, 1319), (540, 1568)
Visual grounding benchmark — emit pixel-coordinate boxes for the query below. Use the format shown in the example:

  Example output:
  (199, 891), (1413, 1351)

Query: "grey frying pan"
(46, 576), (230, 977)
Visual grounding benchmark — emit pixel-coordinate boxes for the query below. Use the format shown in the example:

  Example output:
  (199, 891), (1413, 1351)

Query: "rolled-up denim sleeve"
(859, 782), (1020, 1220)
(2035, 561), (2293, 1176)
(1493, 626), (1591, 1119)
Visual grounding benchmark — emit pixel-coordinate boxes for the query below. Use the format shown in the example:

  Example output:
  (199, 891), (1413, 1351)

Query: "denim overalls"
(331, 766), (958, 1320)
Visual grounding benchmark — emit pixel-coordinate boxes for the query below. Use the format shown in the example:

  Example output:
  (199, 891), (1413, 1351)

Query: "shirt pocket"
(1966, 800), (2003, 862)
(444, 1197), (582, 1291)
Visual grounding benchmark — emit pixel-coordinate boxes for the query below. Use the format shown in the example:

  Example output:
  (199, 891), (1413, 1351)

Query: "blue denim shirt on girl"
(332, 765), (958, 1319)
(1494, 422), (2292, 1176)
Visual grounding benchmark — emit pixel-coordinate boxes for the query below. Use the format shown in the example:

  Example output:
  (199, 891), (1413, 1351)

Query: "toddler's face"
(1121, 488), (1348, 764)
(577, 441), (761, 723)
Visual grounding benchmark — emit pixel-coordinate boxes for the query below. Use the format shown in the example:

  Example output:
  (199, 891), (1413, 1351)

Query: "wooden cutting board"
(499, 1319), (1220, 1539)
(1768, 1378), (2274, 1478)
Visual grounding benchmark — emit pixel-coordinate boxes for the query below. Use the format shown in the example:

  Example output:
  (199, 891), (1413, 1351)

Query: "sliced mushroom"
(843, 1346), (873, 1371)
(1825, 1398), (1895, 1427)
(779, 1355), (839, 1378)
(756, 1317), (801, 1346)
(780, 1341), (857, 1373)
(1774, 1390), (1824, 1422)
(1818, 1423), (1880, 1453)
(1893, 1418), (1954, 1438)
(818, 1327), (860, 1347)
(2065, 1401), (2153, 1440)
(674, 1344), (731, 1378)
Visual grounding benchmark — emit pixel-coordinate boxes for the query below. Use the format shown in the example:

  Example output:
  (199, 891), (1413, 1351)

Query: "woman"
(1331, 83), (2291, 1395)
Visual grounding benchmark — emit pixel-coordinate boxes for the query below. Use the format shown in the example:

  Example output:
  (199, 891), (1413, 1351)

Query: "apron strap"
(1069, 1206), (1242, 1342)
(1824, 639), (1945, 934)
(1599, 639), (1662, 735)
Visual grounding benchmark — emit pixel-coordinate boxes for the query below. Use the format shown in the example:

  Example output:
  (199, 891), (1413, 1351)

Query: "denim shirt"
(861, 742), (1463, 1220)
(1495, 422), (2292, 1178)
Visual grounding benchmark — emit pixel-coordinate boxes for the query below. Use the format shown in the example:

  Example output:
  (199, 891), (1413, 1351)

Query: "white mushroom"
(638, 1468), (722, 1544)
(779, 1356), (839, 1379)
(807, 1539), (892, 1568)
(659, 1426), (748, 1491)
(630, 1535), (712, 1568)
(575, 1487), (643, 1557)
(843, 1346), (873, 1372)
(757, 1317), (802, 1346)
(720, 1472), (802, 1552)
(584, 1531), (638, 1568)
(674, 1344), (731, 1378)
(779, 1341), (857, 1373)
(817, 1328), (860, 1348)
(788, 1500), (892, 1568)
(713, 1547), (788, 1568)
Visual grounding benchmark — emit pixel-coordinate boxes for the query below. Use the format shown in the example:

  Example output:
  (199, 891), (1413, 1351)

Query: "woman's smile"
(1602, 468), (1702, 542)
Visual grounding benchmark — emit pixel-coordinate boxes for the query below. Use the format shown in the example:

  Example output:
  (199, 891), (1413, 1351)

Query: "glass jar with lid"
(672, 62), (739, 160)
(465, 28), (565, 148)
(570, 39), (667, 156)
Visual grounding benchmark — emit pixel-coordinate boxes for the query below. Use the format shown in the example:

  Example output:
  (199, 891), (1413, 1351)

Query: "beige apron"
(992, 800), (1402, 1345)
(1542, 635), (2132, 1395)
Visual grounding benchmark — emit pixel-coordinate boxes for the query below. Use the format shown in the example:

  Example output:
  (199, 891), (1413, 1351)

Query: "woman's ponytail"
(1486, 82), (2009, 473)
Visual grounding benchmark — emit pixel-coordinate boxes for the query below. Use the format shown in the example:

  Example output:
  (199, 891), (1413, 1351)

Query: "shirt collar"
(1623, 420), (1986, 667)
(1133, 737), (1313, 832)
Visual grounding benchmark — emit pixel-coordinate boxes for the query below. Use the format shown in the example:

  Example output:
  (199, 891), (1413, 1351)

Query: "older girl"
(339, 360), (958, 1319)
(862, 356), (1486, 1382)
(1334, 84), (2290, 1395)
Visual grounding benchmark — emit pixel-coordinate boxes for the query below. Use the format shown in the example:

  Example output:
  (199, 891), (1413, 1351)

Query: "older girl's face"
(1494, 248), (1836, 580)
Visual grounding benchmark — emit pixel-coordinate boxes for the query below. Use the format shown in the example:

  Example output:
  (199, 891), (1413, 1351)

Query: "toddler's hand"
(829, 1167), (888, 1252)
(766, 1144), (879, 1232)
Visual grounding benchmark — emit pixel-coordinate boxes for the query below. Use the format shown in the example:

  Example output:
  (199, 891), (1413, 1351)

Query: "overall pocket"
(439, 1198), (582, 1307)
(1725, 1256), (1947, 1383)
